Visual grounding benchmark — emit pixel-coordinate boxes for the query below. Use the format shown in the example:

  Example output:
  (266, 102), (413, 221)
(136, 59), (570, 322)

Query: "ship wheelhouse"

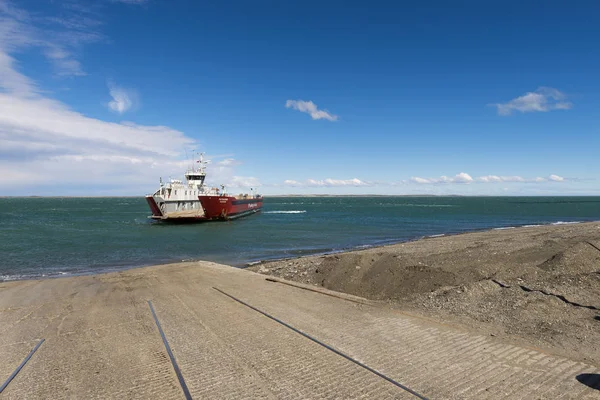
(185, 173), (206, 186)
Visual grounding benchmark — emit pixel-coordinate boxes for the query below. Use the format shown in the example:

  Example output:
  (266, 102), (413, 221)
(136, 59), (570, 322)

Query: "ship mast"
(183, 152), (210, 188)
(197, 152), (208, 174)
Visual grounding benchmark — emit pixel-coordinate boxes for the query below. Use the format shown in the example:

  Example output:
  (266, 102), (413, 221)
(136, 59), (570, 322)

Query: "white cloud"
(0, 1), (104, 80)
(0, 51), (37, 95)
(476, 175), (526, 183)
(0, 95), (188, 155)
(43, 45), (84, 76)
(283, 178), (369, 187)
(453, 172), (473, 183)
(476, 175), (502, 183)
(226, 176), (261, 189)
(410, 177), (432, 184)
(0, 94), (258, 194)
(409, 173), (568, 184)
(492, 87), (572, 116)
(410, 173), (473, 184)
(107, 82), (136, 114)
(0, 93), (197, 189)
(198, 157), (260, 190)
(217, 158), (242, 167)
(285, 99), (338, 121)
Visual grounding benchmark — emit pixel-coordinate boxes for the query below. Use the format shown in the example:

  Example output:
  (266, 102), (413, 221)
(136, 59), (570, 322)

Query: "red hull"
(198, 195), (263, 220)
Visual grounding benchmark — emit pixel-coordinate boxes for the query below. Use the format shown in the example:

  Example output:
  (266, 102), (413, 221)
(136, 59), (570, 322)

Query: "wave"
(490, 221), (586, 230)
(0, 274), (26, 281)
(376, 203), (455, 208)
(427, 233), (446, 238)
(263, 210), (307, 214)
(0, 270), (72, 282)
(402, 204), (455, 207)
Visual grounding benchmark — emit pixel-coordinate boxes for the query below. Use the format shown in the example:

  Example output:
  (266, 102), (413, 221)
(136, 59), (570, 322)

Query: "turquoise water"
(1, 196), (599, 281)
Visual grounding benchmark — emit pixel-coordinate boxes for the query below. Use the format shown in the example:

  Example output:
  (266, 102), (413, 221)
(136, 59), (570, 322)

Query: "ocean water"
(1, 196), (599, 281)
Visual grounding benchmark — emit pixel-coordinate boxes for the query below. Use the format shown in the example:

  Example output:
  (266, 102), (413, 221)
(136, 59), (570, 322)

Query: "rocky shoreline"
(249, 222), (600, 366)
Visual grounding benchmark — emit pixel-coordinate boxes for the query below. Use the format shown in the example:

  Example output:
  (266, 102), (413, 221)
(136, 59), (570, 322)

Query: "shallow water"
(1, 196), (599, 280)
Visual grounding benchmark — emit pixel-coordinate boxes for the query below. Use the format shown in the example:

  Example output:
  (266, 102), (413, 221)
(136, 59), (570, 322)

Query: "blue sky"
(0, 0), (598, 195)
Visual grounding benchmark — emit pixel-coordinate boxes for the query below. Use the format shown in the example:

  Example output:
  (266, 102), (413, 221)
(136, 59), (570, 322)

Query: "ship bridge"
(185, 173), (206, 185)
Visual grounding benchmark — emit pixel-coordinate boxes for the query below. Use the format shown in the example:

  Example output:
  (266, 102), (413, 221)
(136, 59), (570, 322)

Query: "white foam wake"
(0, 274), (26, 281)
(263, 210), (307, 214)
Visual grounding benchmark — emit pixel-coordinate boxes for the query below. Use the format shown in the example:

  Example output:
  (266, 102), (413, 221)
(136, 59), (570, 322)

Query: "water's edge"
(2, 219), (595, 283)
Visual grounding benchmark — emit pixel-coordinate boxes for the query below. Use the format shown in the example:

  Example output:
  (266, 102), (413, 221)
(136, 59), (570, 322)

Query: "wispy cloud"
(283, 178), (369, 187)
(0, 51), (38, 95)
(285, 99), (338, 121)
(217, 158), (242, 167)
(409, 172), (474, 184)
(200, 157), (259, 189)
(0, 1), (210, 194)
(0, 91), (198, 191)
(408, 173), (566, 184)
(226, 176), (261, 188)
(476, 175), (525, 183)
(283, 174), (569, 187)
(44, 45), (84, 76)
(492, 87), (572, 116)
(107, 82), (137, 114)
(0, 0), (105, 81)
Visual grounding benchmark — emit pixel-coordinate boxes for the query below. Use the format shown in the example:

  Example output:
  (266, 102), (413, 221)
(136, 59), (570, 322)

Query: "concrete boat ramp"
(1, 262), (598, 399)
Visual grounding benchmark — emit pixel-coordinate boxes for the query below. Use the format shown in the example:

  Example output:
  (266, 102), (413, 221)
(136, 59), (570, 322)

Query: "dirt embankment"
(249, 222), (600, 366)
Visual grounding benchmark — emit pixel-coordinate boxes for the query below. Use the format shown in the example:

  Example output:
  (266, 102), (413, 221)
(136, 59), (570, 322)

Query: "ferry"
(145, 153), (263, 221)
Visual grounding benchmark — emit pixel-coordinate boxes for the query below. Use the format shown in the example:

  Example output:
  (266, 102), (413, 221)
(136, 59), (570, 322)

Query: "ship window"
(185, 191), (187, 195)
(174, 190), (177, 195)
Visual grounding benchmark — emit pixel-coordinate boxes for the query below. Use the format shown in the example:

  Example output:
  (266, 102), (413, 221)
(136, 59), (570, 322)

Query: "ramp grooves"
(148, 300), (192, 400)
(0, 339), (45, 394)
(213, 287), (429, 400)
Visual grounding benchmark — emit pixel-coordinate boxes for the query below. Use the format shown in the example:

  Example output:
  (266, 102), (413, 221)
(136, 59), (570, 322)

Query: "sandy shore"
(249, 221), (600, 366)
